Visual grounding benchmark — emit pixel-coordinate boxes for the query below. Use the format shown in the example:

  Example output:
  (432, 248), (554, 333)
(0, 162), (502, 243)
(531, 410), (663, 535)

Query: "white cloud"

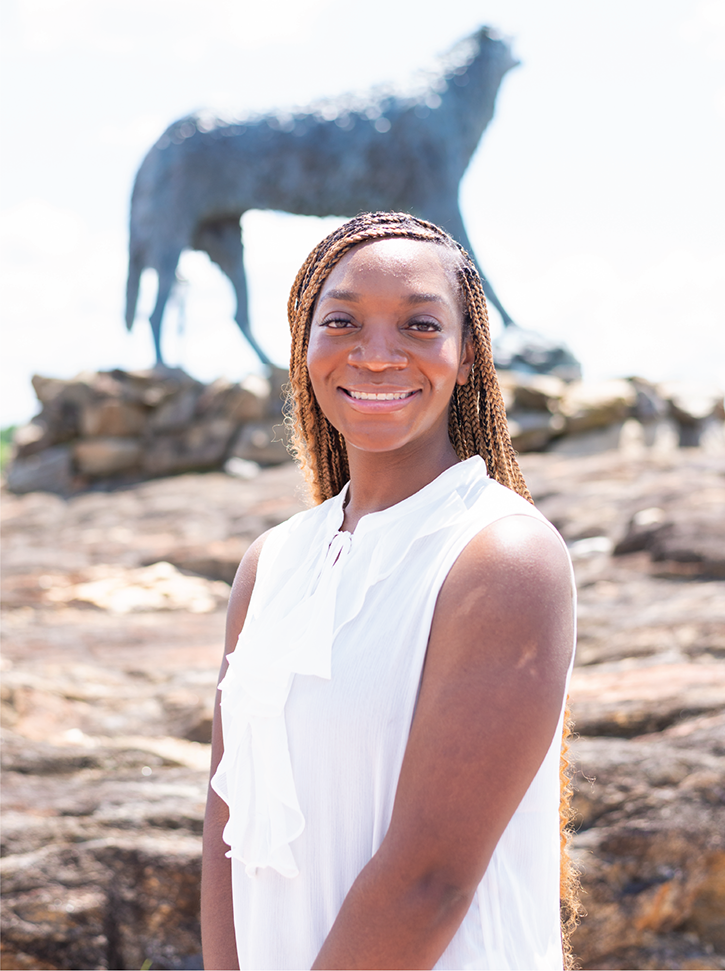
(97, 114), (169, 150)
(506, 247), (725, 388)
(226, 0), (335, 50)
(16, 0), (335, 57)
(680, 0), (725, 57)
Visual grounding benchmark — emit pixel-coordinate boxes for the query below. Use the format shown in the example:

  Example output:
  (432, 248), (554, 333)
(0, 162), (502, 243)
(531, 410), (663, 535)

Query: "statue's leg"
(194, 217), (273, 367)
(149, 255), (181, 366)
(432, 205), (515, 328)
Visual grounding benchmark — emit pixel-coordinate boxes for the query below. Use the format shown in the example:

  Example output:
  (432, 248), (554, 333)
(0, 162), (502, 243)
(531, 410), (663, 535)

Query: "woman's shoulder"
(452, 462), (562, 550)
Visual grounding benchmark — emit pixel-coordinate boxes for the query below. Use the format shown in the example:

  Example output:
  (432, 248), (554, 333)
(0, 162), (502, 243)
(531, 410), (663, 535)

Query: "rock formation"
(5, 368), (723, 496)
(5, 367), (290, 495)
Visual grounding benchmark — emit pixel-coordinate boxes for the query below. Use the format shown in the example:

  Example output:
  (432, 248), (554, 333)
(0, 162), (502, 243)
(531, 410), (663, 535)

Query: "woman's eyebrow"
(319, 288), (360, 302)
(406, 292), (447, 305)
(319, 290), (449, 305)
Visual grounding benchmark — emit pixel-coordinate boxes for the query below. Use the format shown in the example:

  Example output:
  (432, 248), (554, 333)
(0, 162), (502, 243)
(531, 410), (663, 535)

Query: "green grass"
(0, 426), (17, 472)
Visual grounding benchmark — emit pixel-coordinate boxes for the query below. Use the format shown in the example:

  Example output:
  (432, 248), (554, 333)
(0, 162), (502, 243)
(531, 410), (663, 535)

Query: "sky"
(1, 0), (724, 427)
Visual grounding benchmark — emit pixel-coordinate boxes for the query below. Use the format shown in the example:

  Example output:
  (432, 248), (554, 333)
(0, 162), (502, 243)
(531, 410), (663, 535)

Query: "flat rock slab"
(2, 451), (725, 970)
(570, 660), (725, 736)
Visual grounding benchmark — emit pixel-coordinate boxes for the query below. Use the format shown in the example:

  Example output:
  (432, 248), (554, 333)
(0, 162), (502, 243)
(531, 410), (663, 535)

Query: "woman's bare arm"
(313, 514), (574, 970)
(201, 532), (269, 971)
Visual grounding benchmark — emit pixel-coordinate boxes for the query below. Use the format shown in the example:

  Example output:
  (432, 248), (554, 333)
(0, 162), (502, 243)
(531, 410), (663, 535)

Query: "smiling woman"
(306, 237), (474, 477)
(201, 212), (579, 971)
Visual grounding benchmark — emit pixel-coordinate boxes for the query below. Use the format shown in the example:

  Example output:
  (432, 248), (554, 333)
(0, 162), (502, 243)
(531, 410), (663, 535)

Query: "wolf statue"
(127, 27), (576, 376)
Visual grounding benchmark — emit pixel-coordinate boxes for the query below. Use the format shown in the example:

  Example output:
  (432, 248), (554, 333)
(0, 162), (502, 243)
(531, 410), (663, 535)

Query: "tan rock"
(43, 562), (230, 614)
(196, 376), (267, 423)
(547, 421), (629, 456)
(74, 438), (142, 477)
(80, 399), (147, 438)
(570, 661), (725, 737)
(12, 420), (47, 456)
(559, 379), (637, 434)
(158, 537), (251, 585)
(30, 375), (80, 406)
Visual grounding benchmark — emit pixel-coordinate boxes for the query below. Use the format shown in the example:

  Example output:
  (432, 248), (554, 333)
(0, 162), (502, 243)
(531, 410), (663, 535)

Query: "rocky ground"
(1, 446), (724, 970)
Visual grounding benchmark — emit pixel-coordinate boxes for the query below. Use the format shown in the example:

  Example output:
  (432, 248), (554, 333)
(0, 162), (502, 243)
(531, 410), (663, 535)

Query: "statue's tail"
(125, 248), (143, 332)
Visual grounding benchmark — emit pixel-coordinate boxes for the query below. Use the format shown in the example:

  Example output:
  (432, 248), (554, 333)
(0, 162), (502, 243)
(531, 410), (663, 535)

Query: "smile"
(343, 389), (417, 400)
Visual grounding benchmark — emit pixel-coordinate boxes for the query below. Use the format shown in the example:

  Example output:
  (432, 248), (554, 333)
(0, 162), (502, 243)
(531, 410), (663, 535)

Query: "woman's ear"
(457, 337), (475, 385)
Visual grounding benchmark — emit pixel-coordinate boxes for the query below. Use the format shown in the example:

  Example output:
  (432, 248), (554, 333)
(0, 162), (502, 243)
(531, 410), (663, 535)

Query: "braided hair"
(285, 211), (580, 964)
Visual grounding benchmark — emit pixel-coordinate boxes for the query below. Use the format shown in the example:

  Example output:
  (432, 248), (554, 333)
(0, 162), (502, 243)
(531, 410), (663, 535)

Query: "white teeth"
(348, 390), (413, 400)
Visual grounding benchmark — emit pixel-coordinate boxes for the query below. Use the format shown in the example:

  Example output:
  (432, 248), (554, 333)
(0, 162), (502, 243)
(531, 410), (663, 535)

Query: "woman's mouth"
(339, 387), (420, 412)
(344, 389), (417, 401)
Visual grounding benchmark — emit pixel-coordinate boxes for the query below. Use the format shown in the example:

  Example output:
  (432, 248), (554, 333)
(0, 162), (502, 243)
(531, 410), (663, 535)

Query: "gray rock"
(5, 446), (73, 495)
(630, 377), (669, 424)
(148, 388), (201, 433)
(143, 419), (237, 476)
(546, 421), (629, 457)
(493, 326), (582, 382)
(229, 419), (291, 466)
(507, 410), (565, 452)
(613, 487), (725, 579)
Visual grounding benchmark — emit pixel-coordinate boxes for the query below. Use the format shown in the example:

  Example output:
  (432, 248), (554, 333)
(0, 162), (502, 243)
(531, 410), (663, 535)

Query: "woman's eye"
(321, 317), (354, 329)
(408, 319), (441, 332)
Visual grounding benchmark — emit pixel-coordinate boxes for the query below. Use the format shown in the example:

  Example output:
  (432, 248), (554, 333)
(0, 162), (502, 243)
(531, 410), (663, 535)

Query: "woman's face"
(307, 238), (474, 457)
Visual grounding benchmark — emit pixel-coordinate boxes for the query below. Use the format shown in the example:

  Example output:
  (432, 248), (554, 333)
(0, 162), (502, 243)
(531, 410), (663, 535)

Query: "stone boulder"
(5, 367), (286, 494)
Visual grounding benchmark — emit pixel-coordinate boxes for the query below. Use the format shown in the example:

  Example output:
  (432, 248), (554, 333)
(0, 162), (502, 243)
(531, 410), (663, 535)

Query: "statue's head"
(285, 211), (530, 504)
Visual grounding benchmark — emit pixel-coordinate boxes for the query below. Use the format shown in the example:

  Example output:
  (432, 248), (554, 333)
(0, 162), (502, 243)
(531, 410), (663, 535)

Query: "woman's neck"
(341, 437), (461, 533)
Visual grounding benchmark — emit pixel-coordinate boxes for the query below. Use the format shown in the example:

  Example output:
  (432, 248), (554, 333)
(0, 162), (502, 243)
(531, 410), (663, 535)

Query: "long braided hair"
(285, 211), (579, 964)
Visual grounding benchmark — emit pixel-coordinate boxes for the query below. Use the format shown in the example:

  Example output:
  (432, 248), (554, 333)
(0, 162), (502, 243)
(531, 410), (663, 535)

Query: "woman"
(202, 211), (578, 970)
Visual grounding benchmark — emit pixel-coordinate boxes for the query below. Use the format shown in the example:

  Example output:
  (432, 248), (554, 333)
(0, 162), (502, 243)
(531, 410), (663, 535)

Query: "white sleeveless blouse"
(211, 457), (576, 970)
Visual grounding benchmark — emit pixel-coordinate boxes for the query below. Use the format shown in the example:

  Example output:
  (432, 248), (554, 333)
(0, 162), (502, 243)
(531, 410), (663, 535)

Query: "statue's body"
(126, 27), (518, 366)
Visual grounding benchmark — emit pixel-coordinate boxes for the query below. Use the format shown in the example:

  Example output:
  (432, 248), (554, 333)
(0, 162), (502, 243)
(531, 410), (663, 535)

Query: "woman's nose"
(348, 327), (407, 370)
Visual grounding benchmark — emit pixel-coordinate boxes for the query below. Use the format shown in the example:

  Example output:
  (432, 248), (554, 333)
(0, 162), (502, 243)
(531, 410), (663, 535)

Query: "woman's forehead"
(322, 238), (458, 291)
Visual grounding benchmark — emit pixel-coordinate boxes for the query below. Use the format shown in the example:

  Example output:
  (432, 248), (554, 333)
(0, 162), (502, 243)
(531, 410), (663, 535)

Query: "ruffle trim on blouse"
(211, 457), (490, 879)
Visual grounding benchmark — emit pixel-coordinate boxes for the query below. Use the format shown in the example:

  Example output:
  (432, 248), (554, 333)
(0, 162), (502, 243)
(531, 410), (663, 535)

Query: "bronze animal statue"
(126, 27), (518, 367)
